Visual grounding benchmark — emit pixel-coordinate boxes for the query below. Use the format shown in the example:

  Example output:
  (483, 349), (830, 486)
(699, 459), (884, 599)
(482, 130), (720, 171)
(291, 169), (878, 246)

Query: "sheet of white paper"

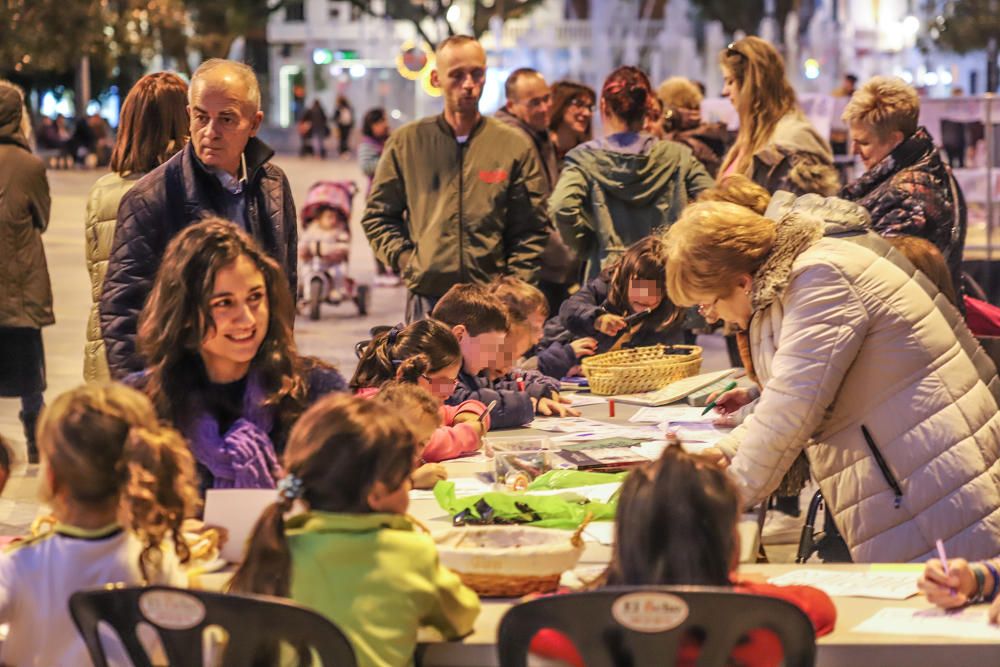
(409, 477), (494, 501)
(567, 394), (608, 407)
(583, 521), (616, 545)
(660, 421), (732, 445)
(628, 406), (708, 423)
(853, 607), (1000, 640)
(767, 569), (919, 600)
(204, 489), (279, 563)
(528, 417), (611, 433)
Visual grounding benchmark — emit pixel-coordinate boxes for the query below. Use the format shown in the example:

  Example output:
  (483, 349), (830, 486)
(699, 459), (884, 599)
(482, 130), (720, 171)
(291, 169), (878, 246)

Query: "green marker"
(701, 381), (738, 416)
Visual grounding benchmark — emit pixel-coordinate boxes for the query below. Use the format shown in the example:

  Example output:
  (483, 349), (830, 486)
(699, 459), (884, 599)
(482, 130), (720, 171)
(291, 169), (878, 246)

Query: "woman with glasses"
(661, 196), (1000, 562)
(550, 66), (713, 281)
(719, 36), (839, 196)
(548, 81), (597, 162)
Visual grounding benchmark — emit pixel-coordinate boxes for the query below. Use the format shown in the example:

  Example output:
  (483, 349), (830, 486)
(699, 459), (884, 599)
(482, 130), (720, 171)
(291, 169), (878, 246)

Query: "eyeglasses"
(421, 374), (459, 390)
(726, 42), (747, 59)
(697, 296), (721, 316)
(569, 97), (595, 111)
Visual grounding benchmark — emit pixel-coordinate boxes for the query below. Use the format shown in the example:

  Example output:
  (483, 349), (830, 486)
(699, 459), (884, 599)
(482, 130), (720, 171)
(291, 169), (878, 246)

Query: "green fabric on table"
(433, 476), (620, 530)
(526, 469), (626, 490)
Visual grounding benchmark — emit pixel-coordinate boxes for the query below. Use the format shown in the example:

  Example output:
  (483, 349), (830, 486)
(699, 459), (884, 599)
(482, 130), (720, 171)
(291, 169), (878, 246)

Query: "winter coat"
(542, 274), (686, 356)
(840, 126), (967, 291)
(83, 172), (141, 381)
(0, 86), (53, 330)
(495, 108), (577, 285)
(550, 132), (713, 281)
(100, 138), (297, 378)
(362, 115), (549, 298)
(715, 197), (1000, 563)
(447, 368), (559, 430)
(356, 387), (491, 462)
(742, 112), (840, 197)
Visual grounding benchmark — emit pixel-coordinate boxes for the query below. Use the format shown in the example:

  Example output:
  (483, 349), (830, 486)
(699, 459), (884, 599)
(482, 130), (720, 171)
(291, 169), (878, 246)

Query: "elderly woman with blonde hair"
(840, 75), (966, 291)
(662, 196), (1000, 563)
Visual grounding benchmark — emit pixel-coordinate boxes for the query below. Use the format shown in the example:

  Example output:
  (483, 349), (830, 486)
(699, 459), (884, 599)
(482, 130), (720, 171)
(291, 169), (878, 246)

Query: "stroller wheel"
(309, 277), (324, 321)
(354, 284), (371, 316)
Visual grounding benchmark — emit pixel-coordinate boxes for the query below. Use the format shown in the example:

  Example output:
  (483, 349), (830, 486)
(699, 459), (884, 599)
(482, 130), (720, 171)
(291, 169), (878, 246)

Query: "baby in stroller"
(298, 181), (370, 318)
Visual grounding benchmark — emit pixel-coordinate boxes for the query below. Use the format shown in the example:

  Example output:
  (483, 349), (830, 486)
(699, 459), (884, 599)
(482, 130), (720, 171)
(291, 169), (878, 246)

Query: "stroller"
(298, 181), (371, 320)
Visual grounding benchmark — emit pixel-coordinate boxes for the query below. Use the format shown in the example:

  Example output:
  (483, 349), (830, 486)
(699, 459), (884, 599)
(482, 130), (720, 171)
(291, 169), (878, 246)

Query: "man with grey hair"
(100, 59), (297, 377)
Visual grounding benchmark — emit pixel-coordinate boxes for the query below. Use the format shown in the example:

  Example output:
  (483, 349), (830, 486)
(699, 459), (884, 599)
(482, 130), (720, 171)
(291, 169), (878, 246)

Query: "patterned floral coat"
(841, 127), (967, 290)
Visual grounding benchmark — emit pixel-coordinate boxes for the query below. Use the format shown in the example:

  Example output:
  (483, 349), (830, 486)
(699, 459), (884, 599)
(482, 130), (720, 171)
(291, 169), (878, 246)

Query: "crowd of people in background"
(1, 27), (1000, 666)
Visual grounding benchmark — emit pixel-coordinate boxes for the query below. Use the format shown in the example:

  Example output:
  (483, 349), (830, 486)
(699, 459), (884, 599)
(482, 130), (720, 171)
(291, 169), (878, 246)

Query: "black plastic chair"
(497, 586), (816, 667)
(69, 585), (357, 667)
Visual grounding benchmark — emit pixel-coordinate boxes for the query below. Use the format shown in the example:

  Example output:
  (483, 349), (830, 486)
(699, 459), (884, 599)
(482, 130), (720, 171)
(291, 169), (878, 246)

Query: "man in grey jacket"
(362, 36), (549, 322)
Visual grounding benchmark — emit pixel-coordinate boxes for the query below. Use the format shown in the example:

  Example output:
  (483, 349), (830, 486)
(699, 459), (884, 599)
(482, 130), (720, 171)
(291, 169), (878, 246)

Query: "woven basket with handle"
(581, 344), (703, 395)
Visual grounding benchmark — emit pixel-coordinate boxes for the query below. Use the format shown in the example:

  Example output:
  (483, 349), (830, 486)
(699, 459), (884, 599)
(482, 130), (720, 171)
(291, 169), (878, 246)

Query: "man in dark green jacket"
(361, 36), (549, 322)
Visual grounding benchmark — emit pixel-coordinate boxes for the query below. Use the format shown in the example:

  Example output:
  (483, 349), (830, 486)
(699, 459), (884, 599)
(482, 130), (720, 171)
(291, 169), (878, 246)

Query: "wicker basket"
(581, 344), (703, 395)
(434, 526), (584, 598)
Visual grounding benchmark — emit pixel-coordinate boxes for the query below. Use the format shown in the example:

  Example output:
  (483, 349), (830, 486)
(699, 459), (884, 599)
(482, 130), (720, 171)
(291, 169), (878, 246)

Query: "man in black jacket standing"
(100, 59), (297, 378)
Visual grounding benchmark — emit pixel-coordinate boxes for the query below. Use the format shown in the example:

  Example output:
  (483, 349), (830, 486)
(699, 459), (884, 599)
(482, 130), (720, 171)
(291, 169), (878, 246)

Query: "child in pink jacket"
(350, 320), (490, 463)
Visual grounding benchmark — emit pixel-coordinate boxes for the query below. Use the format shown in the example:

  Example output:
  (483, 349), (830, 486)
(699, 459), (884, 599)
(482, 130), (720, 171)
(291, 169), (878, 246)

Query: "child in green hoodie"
(230, 393), (480, 667)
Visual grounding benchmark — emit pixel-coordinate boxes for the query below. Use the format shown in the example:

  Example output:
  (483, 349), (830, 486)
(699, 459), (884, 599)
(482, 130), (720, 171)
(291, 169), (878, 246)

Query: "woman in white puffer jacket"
(663, 197), (1000, 563)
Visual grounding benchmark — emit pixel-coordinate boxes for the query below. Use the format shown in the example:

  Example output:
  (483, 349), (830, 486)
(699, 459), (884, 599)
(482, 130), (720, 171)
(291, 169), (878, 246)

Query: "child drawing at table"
(351, 318), (491, 462)
(0, 383), (198, 667)
(540, 236), (687, 361)
(229, 394), (480, 667)
(491, 276), (599, 382)
(530, 446), (835, 667)
(375, 381), (449, 489)
(920, 556), (1000, 623)
(432, 283), (578, 429)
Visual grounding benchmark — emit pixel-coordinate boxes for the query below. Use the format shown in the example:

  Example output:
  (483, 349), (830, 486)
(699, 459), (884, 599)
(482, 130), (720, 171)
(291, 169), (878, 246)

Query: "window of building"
(285, 1), (305, 22)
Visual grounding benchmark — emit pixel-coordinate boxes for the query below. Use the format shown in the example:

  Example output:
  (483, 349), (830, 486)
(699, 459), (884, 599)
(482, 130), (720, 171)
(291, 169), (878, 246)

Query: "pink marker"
(936, 539), (956, 596)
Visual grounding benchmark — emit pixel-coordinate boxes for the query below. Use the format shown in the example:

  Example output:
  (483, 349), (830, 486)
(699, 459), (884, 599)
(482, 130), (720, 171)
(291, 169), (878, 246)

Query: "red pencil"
(608, 399), (616, 418)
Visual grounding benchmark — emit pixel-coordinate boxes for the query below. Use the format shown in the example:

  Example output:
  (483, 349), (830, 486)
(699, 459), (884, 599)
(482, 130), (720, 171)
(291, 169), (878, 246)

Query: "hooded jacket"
(716, 194), (1000, 562)
(99, 138), (297, 378)
(361, 114), (549, 298)
(747, 112), (840, 197)
(0, 86), (53, 330)
(549, 132), (713, 280)
(840, 126), (966, 291)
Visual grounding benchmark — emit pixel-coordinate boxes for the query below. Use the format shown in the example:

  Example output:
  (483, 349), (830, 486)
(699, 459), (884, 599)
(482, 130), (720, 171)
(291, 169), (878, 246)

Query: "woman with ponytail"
(0, 383), (199, 666)
(350, 319), (490, 462)
(229, 394), (479, 667)
(550, 65), (713, 280)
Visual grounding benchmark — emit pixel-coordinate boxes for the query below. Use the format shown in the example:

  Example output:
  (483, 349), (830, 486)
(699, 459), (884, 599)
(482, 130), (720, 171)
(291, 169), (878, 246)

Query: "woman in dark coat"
(0, 80), (53, 464)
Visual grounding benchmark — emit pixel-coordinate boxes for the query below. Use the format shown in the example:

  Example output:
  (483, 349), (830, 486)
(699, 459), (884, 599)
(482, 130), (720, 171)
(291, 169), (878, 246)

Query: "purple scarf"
(184, 372), (282, 489)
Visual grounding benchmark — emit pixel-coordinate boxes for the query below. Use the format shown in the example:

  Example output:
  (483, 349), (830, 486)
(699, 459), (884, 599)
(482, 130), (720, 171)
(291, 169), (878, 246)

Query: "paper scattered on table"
(659, 421), (732, 445)
(628, 406), (708, 423)
(566, 394), (607, 407)
(409, 477), (493, 500)
(529, 417), (610, 432)
(582, 521), (616, 545)
(612, 369), (736, 406)
(767, 569), (919, 600)
(853, 606), (1000, 640)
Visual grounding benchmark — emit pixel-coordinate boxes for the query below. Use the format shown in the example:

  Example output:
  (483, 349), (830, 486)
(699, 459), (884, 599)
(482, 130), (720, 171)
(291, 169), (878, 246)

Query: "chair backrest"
(497, 585), (816, 667)
(69, 585), (357, 667)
